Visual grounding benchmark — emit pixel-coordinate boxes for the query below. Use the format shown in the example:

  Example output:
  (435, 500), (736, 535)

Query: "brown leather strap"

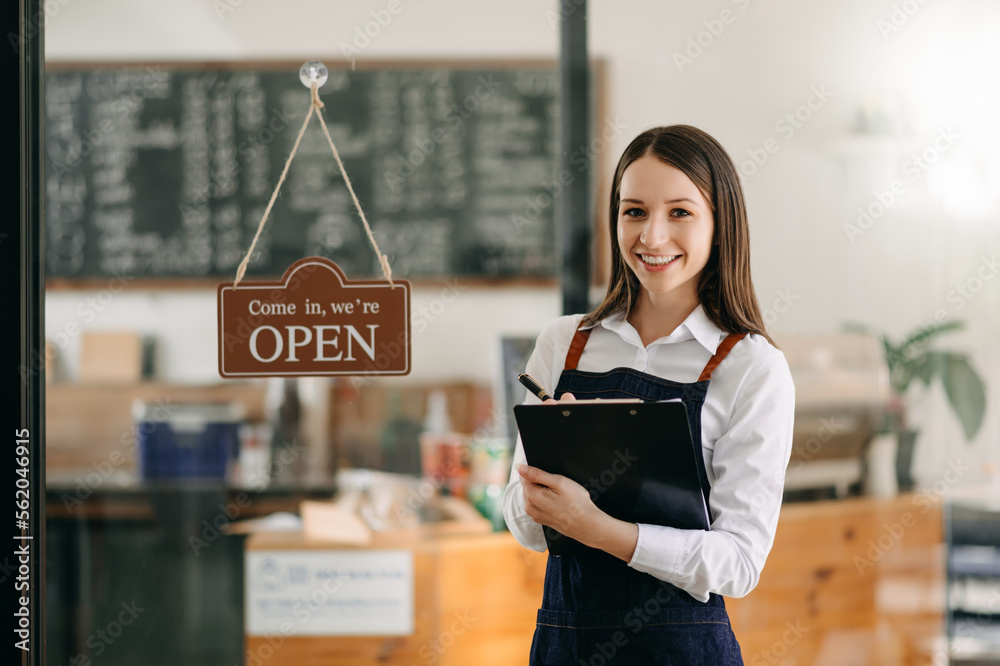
(563, 326), (593, 371)
(698, 332), (747, 382)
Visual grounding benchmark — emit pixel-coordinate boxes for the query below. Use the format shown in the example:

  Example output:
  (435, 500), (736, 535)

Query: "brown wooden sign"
(218, 257), (411, 378)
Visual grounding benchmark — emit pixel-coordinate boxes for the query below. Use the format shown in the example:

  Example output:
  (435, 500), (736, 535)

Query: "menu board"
(44, 63), (560, 280)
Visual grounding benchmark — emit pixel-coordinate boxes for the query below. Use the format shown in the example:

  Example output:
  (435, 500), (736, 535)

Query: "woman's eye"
(623, 207), (644, 218)
(671, 208), (692, 218)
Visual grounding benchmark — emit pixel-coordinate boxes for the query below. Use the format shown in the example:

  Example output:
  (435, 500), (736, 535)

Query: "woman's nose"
(641, 215), (669, 247)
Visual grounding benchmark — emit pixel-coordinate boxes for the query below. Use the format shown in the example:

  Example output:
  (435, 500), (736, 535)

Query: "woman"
(502, 125), (795, 664)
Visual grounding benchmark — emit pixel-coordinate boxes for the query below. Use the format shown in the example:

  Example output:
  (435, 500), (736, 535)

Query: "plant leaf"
(939, 353), (987, 441)
(906, 351), (937, 389)
(898, 320), (965, 359)
(882, 336), (908, 391)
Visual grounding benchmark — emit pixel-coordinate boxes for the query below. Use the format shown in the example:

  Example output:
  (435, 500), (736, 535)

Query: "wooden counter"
(245, 528), (548, 665)
(245, 493), (943, 665)
(728, 493), (944, 665)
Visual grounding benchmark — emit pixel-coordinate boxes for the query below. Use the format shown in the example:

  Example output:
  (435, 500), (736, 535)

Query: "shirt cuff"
(627, 523), (688, 585)
(502, 482), (547, 552)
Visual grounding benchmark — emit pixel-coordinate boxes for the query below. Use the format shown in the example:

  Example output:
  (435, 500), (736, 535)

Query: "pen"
(518, 373), (554, 402)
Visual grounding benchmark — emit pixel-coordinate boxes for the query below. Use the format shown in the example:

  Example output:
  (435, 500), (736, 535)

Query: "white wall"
(45, 0), (1000, 489)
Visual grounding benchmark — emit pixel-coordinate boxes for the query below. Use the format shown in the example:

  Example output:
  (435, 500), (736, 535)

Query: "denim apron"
(528, 324), (747, 665)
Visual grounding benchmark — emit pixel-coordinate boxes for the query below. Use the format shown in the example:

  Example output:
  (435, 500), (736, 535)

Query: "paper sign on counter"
(246, 550), (414, 636)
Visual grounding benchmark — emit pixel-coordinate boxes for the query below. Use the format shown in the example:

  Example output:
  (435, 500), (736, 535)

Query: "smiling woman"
(504, 125), (794, 665)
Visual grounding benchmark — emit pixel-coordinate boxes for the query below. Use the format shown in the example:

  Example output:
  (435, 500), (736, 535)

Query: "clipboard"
(513, 400), (710, 557)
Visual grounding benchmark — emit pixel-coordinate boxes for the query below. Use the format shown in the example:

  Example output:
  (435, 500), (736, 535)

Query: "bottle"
(270, 378), (302, 485)
(379, 392), (422, 476)
(467, 436), (512, 531)
(419, 389), (469, 498)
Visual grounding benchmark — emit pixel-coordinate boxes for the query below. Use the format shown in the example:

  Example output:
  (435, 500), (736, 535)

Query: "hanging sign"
(218, 257), (411, 378)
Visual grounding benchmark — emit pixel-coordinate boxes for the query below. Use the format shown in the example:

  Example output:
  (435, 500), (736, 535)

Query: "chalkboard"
(44, 63), (561, 281)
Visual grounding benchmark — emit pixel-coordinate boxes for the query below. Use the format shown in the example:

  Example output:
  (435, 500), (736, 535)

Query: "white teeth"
(641, 255), (678, 266)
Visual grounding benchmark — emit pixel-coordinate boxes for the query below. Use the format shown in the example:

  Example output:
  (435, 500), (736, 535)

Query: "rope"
(312, 85), (393, 286)
(233, 80), (393, 287)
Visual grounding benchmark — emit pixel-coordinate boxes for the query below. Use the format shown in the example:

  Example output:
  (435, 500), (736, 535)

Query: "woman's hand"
(518, 464), (638, 561)
(517, 463), (597, 539)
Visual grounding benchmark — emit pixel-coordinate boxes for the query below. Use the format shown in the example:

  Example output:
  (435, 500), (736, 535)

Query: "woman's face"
(616, 155), (715, 308)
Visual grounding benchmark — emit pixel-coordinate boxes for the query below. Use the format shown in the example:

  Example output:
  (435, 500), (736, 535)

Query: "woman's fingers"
(543, 392), (576, 404)
(519, 467), (596, 537)
(518, 464), (561, 488)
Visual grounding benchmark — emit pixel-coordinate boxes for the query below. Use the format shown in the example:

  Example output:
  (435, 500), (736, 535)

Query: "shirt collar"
(594, 304), (725, 354)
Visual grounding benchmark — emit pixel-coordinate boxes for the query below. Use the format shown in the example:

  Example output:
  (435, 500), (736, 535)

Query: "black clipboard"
(513, 400), (710, 557)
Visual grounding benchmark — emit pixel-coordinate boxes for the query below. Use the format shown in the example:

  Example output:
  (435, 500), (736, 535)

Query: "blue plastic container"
(135, 402), (243, 479)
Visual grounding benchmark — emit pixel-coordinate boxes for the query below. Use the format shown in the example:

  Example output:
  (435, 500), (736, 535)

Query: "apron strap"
(565, 324), (747, 379)
(698, 332), (747, 382)
(563, 326), (593, 371)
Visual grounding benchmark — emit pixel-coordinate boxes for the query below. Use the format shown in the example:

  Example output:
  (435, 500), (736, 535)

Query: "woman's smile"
(638, 253), (681, 269)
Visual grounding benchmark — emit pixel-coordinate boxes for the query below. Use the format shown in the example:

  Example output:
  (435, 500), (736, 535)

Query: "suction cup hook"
(298, 60), (328, 89)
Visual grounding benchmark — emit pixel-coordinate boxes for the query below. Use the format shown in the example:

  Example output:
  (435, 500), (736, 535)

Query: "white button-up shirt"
(502, 305), (795, 602)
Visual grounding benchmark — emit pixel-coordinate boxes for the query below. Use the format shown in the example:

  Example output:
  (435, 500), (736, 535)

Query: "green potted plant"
(844, 320), (986, 491)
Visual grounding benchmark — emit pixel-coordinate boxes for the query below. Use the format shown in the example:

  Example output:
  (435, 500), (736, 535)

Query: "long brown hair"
(583, 125), (776, 347)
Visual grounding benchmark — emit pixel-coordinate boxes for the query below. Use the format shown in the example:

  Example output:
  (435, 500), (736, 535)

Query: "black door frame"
(7, 0), (45, 665)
